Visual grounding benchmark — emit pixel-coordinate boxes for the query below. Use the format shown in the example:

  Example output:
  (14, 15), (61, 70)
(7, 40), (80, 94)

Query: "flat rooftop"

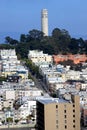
(37, 97), (69, 104)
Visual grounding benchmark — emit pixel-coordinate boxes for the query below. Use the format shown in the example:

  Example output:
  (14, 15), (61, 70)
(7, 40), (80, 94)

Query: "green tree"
(78, 38), (86, 54)
(14, 119), (19, 124)
(16, 43), (30, 58)
(52, 28), (61, 39)
(6, 117), (13, 123)
(61, 29), (71, 39)
(25, 59), (41, 78)
(10, 39), (18, 45)
(5, 36), (12, 44)
(29, 29), (44, 40)
(0, 76), (7, 82)
(2, 27), (87, 59)
(20, 34), (27, 43)
(69, 38), (79, 54)
(5, 36), (18, 45)
(0, 44), (14, 49)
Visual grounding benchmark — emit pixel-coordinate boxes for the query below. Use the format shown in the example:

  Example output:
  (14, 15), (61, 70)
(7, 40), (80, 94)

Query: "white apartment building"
(15, 88), (42, 100)
(80, 72), (87, 80)
(18, 100), (36, 119)
(0, 100), (3, 111)
(0, 49), (17, 60)
(0, 49), (20, 76)
(28, 50), (53, 65)
(80, 83), (87, 90)
(2, 60), (20, 72)
(65, 70), (81, 80)
(39, 64), (66, 91)
(3, 90), (15, 100)
(16, 65), (28, 79)
(0, 111), (5, 123)
(0, 49), (28, 79)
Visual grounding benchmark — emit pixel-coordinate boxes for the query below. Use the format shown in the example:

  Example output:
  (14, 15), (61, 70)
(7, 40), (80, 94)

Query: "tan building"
(28, 50), (52, 65)
(36, 94), (80, 130)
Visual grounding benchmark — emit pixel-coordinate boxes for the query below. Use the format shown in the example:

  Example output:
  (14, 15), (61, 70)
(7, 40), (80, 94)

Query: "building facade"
(53, 54), (87, 64)
(36, 95), (80, 130)
(28, 50), (52, 65)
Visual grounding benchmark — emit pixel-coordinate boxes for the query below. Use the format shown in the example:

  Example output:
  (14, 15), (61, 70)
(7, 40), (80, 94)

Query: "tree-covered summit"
(1, 28), (87, 59)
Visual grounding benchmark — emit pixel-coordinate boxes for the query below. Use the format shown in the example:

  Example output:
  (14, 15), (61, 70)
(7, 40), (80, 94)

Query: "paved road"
(28, 70), (49, 94)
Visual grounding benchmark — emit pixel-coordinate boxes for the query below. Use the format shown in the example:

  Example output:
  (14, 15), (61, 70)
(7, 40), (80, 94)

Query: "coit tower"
(41, 9), (48, 36)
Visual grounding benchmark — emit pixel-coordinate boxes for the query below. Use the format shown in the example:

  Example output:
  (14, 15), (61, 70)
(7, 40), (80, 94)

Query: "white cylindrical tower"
(41, 9), (48, 36)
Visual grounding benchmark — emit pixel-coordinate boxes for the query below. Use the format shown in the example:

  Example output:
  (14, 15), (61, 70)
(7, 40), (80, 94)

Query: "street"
(28, 70), (49, 94)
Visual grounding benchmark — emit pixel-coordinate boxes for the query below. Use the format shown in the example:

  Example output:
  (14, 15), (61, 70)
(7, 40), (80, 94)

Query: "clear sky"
(0, 0), (87, 42)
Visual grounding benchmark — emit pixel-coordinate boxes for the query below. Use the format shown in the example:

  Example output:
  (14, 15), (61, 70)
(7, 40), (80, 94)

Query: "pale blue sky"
(0, 0), (87, 42)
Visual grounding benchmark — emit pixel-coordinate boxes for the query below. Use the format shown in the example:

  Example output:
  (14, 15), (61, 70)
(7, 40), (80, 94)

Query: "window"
(73, 109), (75, 113)
(73, 125), (75, 128)
(56, 105), (58, 109)
(64, 115), (67, 118)
(65, 120), (67, 123)
(64, 110), (66, 113)
(73, 104), (75, 107)
(65, 125), (67, 129)
(56, 120), (58, 124)
(56, 125), (58, 129)
(73, 120), (75, 123)
(73, 115), (75, 118)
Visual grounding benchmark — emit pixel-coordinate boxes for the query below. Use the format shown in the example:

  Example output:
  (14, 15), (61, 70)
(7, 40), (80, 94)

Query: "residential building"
(53, 54), (87, 64)
(28, 50), (52, 65)
(3, 90), (15, 100)
(36, 94), (80, 130)
(0, 49), (28, 79)
(0, 49), (20, 76)
(15, 88), (42, 100)
(18, 100), (36, 120)
(3, 99), (14, 110)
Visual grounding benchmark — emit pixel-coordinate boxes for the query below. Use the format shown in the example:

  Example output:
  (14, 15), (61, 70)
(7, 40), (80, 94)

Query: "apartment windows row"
(56, 112), (75, 119)
(64, 114), (75, 118)
(56, 119), (75, 124)
(56, 109), (75, 114)
(56, 104), (75, 109)
(56, 125), (76, 129)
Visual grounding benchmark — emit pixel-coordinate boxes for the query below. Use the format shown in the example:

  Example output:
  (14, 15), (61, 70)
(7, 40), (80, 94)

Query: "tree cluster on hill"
(1, 28), (87, 59)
